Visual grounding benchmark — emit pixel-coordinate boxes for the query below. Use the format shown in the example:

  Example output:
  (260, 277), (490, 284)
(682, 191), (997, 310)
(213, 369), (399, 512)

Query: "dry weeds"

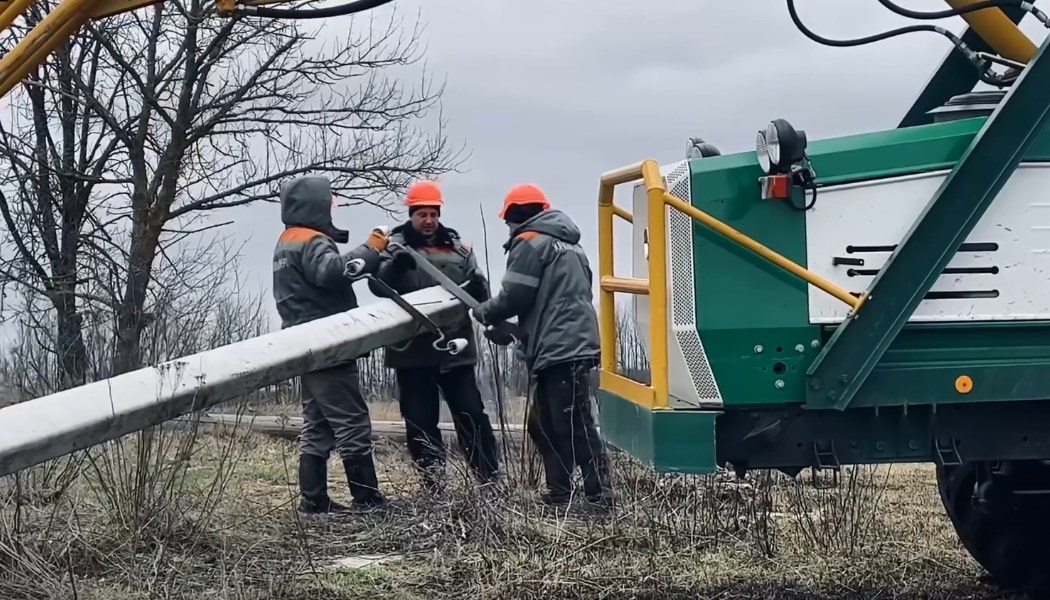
(0, 405), (1023, 600)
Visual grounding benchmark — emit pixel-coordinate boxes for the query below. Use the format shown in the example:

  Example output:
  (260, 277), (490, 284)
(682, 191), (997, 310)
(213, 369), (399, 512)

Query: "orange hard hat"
(405, 179), (443, 208)
(499, 183), (550, 219)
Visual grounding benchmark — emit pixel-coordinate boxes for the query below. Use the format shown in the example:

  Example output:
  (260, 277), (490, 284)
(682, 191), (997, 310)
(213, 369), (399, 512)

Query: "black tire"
(936, 460), (1050, 593)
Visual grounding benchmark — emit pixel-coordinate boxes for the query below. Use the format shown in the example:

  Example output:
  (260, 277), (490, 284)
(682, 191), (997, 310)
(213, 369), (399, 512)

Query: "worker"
(472, 183), (613, 508)
(368, 179), (501, 494)
(273, 175), (389, 514)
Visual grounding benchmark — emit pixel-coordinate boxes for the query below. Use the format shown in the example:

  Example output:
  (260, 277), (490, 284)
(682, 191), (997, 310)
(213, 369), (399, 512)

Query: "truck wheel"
(936, 460), (1050, 592)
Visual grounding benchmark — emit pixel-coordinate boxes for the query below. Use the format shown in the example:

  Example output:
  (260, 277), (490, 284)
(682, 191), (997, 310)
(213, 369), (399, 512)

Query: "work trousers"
(528, 359), (611, 501)
(299, 361), (374, 460)
(395, 365), (500, 483)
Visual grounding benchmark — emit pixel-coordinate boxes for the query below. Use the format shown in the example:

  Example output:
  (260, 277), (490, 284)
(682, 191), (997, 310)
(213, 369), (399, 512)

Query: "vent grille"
(664, 163), (722, 405)
(833, 242), (1000, 300)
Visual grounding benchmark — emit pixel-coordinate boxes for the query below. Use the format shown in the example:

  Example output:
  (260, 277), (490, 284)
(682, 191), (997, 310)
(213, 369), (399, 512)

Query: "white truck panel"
(806, 164), (1050, 323)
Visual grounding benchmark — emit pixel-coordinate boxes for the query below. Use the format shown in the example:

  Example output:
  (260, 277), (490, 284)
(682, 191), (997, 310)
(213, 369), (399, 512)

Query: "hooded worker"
(273, 175), (388, 514)
(367, 179), (501, 494)
(472, 183), (613, 508)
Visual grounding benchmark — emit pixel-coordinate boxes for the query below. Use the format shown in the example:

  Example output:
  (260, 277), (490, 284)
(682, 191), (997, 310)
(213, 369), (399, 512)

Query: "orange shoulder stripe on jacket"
(279, 226), (323, 243)
(515, 231), (540, 241)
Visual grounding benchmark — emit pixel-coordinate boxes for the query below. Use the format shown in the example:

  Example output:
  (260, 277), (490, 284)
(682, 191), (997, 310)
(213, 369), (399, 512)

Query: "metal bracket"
(812, 440), (841, 470)
(932, 437), (963, 467)
(810, 431), (842, 488)
(899, 4), (1032, 128)
(807, 34), (1050, 410)
(352, 272), (467, 356)
(389, 242), (525, 344)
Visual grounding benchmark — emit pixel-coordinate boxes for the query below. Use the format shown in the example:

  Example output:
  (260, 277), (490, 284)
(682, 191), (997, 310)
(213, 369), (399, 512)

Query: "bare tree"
(616, 300), (650, 383)
(0, 10), (132, 386)
(0, 0), (463, 382)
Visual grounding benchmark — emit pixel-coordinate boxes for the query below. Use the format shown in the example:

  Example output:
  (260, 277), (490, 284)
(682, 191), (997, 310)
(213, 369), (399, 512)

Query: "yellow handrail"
(600, 276), (649, 295)
(597, 160), (667, 409)
(641, 160), (670, 409)
(612, 205), (633, 223)
(661, 192), (861, 310)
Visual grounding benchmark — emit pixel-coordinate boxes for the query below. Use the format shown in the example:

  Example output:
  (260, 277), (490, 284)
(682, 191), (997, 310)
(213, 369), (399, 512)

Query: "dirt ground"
(0, 403), (1025, 600)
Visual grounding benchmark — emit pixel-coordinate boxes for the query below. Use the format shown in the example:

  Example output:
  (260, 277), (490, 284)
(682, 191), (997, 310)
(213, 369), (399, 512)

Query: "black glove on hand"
(391, 250), (416, 272)
(483, 327), (515, 346)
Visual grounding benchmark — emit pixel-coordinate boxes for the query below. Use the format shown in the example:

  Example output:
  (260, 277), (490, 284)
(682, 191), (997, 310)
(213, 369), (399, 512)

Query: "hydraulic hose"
(236, 0), (394, 20)
(787, 0), (1013, 86)
(876, 0), (1049, 26)
(787, 0), (960, 47)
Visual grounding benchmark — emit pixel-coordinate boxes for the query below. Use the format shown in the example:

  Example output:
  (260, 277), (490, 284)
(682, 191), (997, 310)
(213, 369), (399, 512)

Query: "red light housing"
(759, 174), (792, 200)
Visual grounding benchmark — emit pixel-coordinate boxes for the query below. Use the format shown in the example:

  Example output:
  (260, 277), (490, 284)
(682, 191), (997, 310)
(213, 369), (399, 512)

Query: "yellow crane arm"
(0, 0), (164, 100)
(0, 0), (393, 99)
(945, 0), (1038, 63)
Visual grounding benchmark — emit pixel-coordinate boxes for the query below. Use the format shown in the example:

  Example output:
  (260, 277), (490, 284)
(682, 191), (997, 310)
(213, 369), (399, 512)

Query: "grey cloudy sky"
(223, 1), (1050, 328)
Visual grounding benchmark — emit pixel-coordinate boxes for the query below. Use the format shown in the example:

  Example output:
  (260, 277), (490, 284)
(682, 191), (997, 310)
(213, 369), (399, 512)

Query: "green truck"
(596, 2), (1050, 591)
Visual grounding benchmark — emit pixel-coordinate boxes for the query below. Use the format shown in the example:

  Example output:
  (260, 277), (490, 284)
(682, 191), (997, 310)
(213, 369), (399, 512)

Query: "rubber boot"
(454, 417), (501, 486)
(581, 454), (615, 510)
(468, 436), (501, 487)
(539, 451), (573, 506)
(298, 454), (348, 514)
(342, 455), (386, 509)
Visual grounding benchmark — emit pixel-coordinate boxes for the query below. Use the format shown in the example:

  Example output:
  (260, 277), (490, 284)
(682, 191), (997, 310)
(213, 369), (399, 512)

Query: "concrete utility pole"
(0, 286), (465, 477)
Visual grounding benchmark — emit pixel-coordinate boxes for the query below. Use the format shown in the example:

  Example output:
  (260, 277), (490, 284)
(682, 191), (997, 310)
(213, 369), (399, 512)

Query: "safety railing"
(597, 158), (863, 411)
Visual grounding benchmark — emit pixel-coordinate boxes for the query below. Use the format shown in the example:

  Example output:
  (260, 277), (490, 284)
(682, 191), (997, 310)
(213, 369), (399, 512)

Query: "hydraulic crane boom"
(0, 0), (396, 99)
(946, 0), (1037, 61)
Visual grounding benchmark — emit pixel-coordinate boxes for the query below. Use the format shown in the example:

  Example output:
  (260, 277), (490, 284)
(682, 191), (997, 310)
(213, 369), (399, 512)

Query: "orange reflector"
(955, 375), (973, 394)
(760, 175), (791, 200)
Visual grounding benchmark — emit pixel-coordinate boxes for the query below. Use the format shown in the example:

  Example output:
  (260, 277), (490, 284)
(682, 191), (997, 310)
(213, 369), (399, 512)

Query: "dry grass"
(0, 407), (1023, 600)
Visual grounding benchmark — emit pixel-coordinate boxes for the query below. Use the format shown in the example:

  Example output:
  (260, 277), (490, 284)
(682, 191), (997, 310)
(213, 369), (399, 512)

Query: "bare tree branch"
(0, 0), (464, 382)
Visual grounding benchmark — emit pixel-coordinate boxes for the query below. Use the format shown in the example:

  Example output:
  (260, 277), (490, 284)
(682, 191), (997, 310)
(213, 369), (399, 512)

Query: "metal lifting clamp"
(343, 250), (469, 356)
(386, 242), (525, 346)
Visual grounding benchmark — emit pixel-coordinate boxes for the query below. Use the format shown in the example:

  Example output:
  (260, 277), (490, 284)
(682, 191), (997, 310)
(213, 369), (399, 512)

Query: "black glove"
(483, 327), (515, 346)
(391, 249), (416, 272)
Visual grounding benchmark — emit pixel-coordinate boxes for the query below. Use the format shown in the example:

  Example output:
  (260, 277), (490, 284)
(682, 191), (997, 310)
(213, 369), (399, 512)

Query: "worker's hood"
(506, 209), (580, 250)
(279, 176), (349, 244)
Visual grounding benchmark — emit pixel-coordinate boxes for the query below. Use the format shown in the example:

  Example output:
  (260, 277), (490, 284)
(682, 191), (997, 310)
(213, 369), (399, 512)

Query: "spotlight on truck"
(755, 119), (814, 202)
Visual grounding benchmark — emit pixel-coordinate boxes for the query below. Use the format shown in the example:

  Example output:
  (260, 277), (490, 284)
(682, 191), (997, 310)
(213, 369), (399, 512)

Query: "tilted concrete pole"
(0, 286), (466, 477)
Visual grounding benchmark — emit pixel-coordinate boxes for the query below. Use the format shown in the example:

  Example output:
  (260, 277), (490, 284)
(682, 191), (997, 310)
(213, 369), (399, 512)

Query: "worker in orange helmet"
(368, 179), (501, 495)
(472, 183), (613, 510)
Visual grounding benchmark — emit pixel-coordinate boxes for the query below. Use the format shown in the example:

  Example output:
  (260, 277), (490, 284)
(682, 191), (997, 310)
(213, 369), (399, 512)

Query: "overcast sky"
(220, 1), (1050, 329)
